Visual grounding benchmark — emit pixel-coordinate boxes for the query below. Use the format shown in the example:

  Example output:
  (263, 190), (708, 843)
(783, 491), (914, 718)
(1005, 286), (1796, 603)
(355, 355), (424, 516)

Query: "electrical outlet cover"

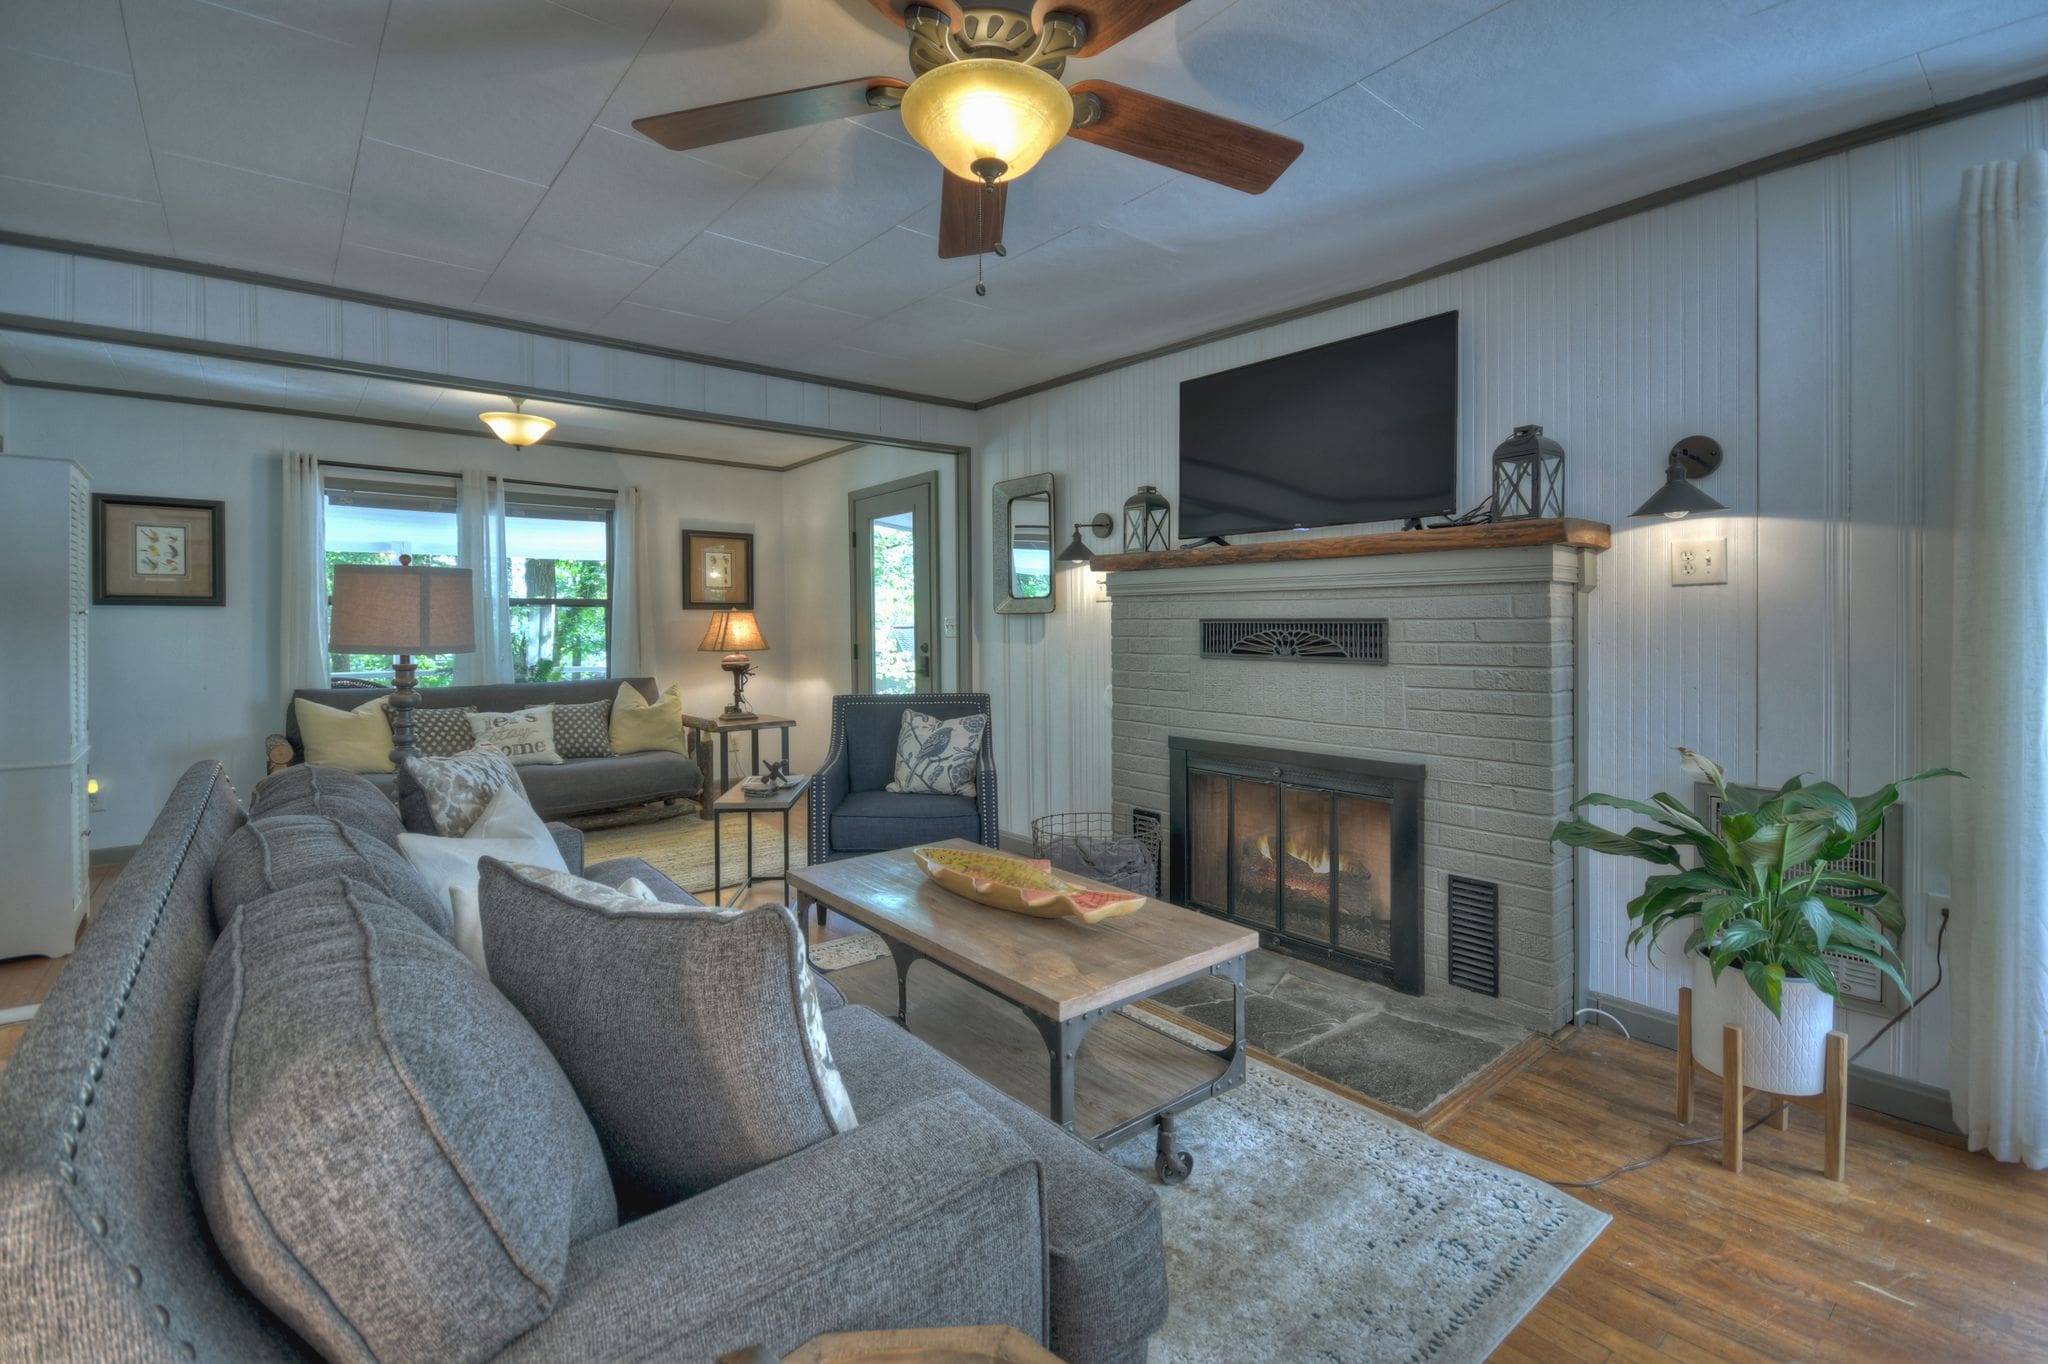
(1670, 537), (1728, 586)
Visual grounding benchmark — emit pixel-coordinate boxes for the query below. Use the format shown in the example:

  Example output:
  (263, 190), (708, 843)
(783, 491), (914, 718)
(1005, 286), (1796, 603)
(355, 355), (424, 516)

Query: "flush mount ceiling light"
(1632, 435), (1728, 519)
(479, 398), (556, 448)
(630, 1), (1305, 265)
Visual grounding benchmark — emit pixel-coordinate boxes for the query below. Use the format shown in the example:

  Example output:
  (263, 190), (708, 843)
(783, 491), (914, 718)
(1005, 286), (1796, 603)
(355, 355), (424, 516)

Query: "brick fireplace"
(1104, 527), (1606, 1034)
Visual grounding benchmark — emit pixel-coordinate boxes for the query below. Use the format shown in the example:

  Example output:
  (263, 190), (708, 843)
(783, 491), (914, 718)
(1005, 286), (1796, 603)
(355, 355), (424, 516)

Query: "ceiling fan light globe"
(900, 58), (1072, 184)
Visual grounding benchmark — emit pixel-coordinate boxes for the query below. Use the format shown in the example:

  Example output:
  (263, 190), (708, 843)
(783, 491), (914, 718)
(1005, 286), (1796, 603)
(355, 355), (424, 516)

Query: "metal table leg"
(883, 939), (921, 1026)
(711, 809), (723, 905)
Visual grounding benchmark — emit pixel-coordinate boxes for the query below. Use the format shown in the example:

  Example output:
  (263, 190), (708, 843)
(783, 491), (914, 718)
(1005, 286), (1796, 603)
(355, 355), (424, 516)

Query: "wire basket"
(1031, 811), (1161, 898)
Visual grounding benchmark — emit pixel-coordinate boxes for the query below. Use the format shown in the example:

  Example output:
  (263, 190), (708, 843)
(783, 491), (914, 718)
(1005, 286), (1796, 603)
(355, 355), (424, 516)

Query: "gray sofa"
(269, 677), (712, 821)
(0, 761), (1168, 1362)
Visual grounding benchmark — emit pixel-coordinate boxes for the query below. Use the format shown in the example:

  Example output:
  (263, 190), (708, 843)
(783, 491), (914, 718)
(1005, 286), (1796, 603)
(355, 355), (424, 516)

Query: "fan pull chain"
(975, 185), (988, 296)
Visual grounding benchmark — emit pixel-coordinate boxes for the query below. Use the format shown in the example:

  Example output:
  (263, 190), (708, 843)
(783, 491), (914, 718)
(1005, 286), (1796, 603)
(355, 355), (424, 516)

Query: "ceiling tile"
(522, 125), (757, 266)
(123, 0), (384, 191)
(471, 231), (656, 328)
(340, 138), (548, 271)
(364, 0), (657, 184)
(896, 137), (1179, 262)
(0, 47), (159, 201)
(1918, 11), (2048, 99)
(629, 231), (824, 322)
(1, 0), (132, 72)
(785, 225), (975, 317)
(702, 121), (941, 263)
(333, 241), (491, 309)
(596, 299), (736, 354)
(0, 176), (171, 254)
(721, 296), (873, 354)
(155, 153), (346, 278)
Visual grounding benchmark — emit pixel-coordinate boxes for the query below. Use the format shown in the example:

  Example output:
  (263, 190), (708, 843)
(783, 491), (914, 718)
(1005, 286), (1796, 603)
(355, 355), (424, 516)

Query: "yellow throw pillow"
(294, 696), (395, 774)
(610, 682), (688, 757)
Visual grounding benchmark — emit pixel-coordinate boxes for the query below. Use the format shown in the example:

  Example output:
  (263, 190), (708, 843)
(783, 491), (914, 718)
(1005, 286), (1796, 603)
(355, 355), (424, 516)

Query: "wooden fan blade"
(868, 0), (964, 27)
(1067, 80), (1303, 193)
(1032, 0), (1193, 56)
(938, 173), (1008, 258)
(633, 77), (908, 152)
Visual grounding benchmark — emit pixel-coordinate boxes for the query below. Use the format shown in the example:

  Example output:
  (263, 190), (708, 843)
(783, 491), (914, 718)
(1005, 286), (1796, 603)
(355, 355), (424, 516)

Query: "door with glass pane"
(850, 476), (937, 694)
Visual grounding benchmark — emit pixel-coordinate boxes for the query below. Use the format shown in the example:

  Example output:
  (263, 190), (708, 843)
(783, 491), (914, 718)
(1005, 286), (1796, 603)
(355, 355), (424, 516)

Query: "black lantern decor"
(1123, 484), (1171, 552)
(1490, 424), (1566, 521)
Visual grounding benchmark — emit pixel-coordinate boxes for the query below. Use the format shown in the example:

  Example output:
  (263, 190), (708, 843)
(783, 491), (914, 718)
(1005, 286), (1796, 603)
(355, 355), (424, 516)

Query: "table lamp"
(329, 555), (476, 762)
(700, 609), (767, 719)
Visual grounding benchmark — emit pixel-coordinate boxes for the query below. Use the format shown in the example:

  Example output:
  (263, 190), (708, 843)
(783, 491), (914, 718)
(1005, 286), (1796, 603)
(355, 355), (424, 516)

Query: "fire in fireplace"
(1170, 738), (1422, 993)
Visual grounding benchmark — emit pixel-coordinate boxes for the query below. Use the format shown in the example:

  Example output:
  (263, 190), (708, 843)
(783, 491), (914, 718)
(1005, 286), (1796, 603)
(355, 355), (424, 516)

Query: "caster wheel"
(1155, 1149), (1194, 1185)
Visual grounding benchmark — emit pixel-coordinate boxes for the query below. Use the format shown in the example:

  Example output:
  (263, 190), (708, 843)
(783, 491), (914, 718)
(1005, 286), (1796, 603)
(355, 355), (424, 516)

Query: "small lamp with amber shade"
(699, 609), (768, 719)
(329, 556), (475, 762)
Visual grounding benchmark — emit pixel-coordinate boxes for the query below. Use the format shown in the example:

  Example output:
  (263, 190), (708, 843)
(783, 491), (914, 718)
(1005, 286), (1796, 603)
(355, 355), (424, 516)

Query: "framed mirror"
(993, 473), (1055, 615)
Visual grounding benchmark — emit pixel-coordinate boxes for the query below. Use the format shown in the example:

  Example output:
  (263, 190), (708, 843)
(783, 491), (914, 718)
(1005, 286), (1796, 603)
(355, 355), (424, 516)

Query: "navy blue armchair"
(809, 693), (1000, 863)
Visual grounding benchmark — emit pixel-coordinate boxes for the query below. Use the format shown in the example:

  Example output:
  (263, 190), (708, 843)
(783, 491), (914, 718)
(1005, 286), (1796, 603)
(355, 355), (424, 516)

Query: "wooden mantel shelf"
(1090, 517), (1611, 573)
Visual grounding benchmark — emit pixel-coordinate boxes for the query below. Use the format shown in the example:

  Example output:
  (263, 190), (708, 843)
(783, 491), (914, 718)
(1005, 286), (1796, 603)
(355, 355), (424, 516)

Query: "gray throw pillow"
(190, 877), (617, 1364)
(477, 859), (856, 1206)
(887, 710), (987, 796)
(211, 814), (452, 939)
(551, 698), (614, 760)
(396, 744), (528, 836)
(249, 764), (403, 848)
(412, 705), (478, 757)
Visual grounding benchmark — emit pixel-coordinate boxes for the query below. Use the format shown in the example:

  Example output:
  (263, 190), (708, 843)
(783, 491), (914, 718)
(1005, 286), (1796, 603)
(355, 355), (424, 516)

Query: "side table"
(683, 712), (795, 821)
(710, 774), (810, 907)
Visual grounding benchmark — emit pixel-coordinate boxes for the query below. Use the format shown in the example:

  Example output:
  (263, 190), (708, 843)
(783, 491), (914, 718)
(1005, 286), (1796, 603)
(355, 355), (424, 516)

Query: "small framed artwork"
(93, 495), (226, 606)
(683, 528), (754, 609)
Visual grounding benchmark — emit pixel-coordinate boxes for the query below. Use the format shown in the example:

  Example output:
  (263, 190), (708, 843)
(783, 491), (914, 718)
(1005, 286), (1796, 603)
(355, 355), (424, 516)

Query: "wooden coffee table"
(788, 840), (1257, 1183)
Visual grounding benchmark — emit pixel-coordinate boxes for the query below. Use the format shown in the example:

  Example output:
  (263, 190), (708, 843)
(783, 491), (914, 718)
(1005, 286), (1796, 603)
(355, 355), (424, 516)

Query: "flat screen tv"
(1177, 311), (1458, 539)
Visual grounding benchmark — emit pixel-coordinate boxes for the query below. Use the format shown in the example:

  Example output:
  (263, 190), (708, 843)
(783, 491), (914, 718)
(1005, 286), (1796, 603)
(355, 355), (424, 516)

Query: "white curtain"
(609, 485), (659, 679)
(1949, 150), (2048, 1169)
(458, 469), (513, 686)
(279, 452), (328, 692)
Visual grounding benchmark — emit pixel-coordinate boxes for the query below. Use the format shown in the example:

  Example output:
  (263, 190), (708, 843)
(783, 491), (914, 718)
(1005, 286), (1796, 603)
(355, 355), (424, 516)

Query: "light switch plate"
(942, 615), (958, 638)
(1670, 537), (1728, 586)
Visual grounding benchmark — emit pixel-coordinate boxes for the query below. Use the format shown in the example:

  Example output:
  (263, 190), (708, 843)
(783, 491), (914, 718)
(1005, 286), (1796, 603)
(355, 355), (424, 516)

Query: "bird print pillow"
(886, 710), (986, 797)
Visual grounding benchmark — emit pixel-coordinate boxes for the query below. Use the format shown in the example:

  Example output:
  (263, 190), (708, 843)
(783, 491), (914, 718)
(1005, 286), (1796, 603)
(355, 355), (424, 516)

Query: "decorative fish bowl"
(913, 846), (1147, 924)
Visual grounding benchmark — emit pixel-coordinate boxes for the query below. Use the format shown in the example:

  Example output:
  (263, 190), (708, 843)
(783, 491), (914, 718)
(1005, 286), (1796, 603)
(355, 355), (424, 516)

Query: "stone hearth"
(1107, 541), (1600, 1035)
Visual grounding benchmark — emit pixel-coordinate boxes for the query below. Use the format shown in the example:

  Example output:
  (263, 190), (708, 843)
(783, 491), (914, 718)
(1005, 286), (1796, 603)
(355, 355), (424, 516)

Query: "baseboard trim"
(998, 831), (1035, 856)
(1584, 992), (1961, 1136)
(0, 1004), (40, 1027)
(90, 844), (138, 865)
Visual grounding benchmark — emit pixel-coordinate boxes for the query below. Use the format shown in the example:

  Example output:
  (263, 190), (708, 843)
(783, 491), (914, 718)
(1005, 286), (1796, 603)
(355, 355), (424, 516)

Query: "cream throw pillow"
(610, 682), (689, 756)
(294, 696), (395, 774)
(397, 783), (568, 974)
(467, 705), (563, 766)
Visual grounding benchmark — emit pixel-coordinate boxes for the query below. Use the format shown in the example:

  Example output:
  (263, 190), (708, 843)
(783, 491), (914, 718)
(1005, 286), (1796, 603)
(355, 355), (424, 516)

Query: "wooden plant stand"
(1675, 985), (1850, 1180)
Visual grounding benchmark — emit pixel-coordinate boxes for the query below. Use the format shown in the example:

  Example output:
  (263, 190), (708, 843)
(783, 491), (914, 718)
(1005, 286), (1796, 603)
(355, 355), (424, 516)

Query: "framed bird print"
(93, 494), (226, 605)
(683, 528), (754, 609)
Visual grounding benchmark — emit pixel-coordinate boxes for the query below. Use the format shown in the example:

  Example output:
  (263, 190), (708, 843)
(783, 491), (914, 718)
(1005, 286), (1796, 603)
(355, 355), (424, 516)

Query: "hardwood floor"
(0, 862), (119, 1068)
(4, 863), (2043, 1361)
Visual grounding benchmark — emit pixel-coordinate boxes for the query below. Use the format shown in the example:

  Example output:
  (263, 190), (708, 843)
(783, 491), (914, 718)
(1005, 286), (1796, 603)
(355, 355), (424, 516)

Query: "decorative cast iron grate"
(1199, 619), (1388, 663)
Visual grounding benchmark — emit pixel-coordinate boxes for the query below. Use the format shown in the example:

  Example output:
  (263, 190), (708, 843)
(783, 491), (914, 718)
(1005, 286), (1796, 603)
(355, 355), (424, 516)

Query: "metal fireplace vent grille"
(1199, 619), (1388, 663)
(1447, 876), (1500, 997)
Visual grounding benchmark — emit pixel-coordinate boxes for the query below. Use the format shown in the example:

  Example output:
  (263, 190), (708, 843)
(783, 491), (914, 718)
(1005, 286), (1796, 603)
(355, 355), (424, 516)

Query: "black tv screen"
(1177, 311), (1459, 538)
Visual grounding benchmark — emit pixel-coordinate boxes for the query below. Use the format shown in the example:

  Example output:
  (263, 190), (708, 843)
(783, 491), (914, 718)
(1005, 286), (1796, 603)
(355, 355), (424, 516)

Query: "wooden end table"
(710, 775), (810, 906)
(788, 840), (1257, 1183)
(683, 712), (795, 821)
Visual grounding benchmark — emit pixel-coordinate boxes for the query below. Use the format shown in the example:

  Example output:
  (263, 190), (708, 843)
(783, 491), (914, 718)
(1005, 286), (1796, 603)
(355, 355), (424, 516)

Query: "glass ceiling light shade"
(1631, 456), (1728, 519)
(898, 58), (1074, 185)
(479, 398), (556, 447)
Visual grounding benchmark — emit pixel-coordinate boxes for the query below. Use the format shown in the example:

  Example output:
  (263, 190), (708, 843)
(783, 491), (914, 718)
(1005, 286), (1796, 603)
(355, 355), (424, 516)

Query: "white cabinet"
(0, 455), (92, 958)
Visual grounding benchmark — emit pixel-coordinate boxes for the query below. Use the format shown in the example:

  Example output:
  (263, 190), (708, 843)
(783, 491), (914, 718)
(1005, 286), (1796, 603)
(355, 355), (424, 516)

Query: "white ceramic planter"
(1689, 954), (1835, 1096)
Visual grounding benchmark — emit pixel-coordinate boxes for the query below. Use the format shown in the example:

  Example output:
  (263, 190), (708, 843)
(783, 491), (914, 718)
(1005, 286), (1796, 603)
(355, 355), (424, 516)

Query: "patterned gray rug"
(809, 940), (1609, 1362)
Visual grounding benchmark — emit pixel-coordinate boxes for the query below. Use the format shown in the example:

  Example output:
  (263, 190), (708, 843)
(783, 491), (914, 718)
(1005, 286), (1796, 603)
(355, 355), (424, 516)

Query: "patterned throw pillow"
(396, 744), (529, 837)
(887, 710), (987, 796)
(552, 698), (614, 760)
(411, 705), (477, 758)
(467, 705), (564, 766)
(477, 859), (857, 1205)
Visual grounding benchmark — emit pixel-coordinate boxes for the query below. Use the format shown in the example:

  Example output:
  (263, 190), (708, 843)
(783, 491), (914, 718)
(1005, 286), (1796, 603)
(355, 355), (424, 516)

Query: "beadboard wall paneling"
(973, 98), (2048, 1089)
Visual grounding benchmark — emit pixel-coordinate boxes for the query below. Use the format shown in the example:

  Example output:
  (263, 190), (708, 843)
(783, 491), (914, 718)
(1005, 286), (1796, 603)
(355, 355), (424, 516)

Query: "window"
(322, 472), (461, 687)
(506, 485), (613, 683)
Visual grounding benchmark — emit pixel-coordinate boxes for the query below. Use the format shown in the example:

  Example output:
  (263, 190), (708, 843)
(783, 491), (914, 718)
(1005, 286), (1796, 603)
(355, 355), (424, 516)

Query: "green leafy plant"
(1551, 749), (1961, 1017)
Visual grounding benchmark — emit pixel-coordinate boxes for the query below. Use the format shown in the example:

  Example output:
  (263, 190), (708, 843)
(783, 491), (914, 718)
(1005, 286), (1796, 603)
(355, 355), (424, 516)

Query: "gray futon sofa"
(269, 677), (710, 820)
(0, 761), (1168, 1362)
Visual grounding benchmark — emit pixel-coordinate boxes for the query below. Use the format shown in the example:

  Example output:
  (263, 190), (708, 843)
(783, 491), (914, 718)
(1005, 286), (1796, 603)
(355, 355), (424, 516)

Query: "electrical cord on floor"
(1546, 905), (1950, 1190)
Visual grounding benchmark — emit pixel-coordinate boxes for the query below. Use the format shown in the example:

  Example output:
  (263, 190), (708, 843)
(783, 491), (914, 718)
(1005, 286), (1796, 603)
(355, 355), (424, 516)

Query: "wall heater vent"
(1447, 876), (1501, 997)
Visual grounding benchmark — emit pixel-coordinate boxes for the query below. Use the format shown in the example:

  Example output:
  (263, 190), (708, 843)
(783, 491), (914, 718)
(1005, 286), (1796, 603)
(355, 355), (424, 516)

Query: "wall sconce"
(1632, 436), (1727, 519)
(1057, 513), (1115, 564)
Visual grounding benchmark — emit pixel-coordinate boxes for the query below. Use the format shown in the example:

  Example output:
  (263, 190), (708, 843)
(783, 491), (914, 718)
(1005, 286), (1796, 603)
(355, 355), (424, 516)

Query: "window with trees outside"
(506, 486), (612, 683)
(323, 472), (462, 686)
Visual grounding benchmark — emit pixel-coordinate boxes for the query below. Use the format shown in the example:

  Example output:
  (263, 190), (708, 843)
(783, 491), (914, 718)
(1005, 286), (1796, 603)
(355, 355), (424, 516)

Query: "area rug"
(809, 946), (1610, 1362)
(579, 809), (808, 898)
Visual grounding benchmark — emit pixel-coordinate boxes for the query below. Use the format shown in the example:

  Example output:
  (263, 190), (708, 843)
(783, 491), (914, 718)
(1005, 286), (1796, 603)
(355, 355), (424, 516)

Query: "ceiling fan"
(632, 0), (1306, 266)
